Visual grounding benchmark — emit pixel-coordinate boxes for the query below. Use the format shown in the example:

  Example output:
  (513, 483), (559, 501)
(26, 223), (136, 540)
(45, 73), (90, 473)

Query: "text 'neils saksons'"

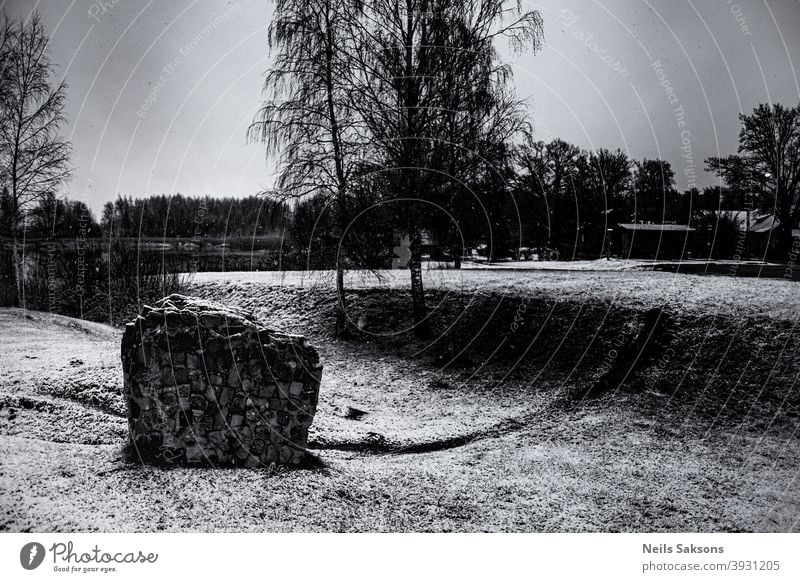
(643, 544), (724, 554)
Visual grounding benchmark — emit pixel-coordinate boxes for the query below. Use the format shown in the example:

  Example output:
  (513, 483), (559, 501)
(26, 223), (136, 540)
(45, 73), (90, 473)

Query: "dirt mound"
(189, 279), (800, 426)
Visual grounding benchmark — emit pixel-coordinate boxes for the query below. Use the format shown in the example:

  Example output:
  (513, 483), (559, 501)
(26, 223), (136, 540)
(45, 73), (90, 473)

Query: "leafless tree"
(707, 103), (800, 255)
(0, 13), (72, 307)
(515, 138), (580, 247)
(249, 0), (364, 335)
(1, 15), (16, 237)
(348, 0), (543, 335)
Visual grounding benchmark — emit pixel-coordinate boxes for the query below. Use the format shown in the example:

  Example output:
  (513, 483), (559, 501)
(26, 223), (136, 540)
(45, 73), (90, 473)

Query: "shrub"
(22, 239), (191, 325)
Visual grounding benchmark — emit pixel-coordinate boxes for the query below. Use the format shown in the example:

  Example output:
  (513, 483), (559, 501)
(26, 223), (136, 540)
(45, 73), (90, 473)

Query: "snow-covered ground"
(3, 269), (800, 532)
(3, 301), (800, 532)
(190, 267), (800, 320)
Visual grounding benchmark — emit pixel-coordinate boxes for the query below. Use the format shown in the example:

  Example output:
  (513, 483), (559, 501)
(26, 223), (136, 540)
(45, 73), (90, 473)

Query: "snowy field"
(2, 269), (799, 532)
(191, 267), (800, 319)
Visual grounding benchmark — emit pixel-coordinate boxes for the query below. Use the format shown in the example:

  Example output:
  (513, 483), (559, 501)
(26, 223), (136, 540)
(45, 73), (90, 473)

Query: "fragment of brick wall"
(121, 294), (322, 466)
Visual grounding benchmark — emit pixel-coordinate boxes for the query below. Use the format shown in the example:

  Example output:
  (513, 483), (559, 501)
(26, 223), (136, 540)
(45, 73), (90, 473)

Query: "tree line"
(284, 137), (776, 265)
(4, 136), (782, 257)
(0, 193), (289, 240)
(98, 194), (287, 239)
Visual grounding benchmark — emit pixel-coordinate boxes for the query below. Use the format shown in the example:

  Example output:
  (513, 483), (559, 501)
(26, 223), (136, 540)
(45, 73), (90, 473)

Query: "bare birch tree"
(249, 0), (362, 336)
(0, 13), (72, 307)
(349, 0), (542, 335)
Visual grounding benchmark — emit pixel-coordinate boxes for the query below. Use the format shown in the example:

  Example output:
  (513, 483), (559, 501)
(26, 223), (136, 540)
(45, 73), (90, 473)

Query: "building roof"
(709, 210), (800, 236)
(617, 223), (694, 232)
(720, 210), (776, 233)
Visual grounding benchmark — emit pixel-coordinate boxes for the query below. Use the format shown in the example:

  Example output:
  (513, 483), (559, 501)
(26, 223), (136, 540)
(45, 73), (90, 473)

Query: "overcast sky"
(4, 0), (800, 215)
